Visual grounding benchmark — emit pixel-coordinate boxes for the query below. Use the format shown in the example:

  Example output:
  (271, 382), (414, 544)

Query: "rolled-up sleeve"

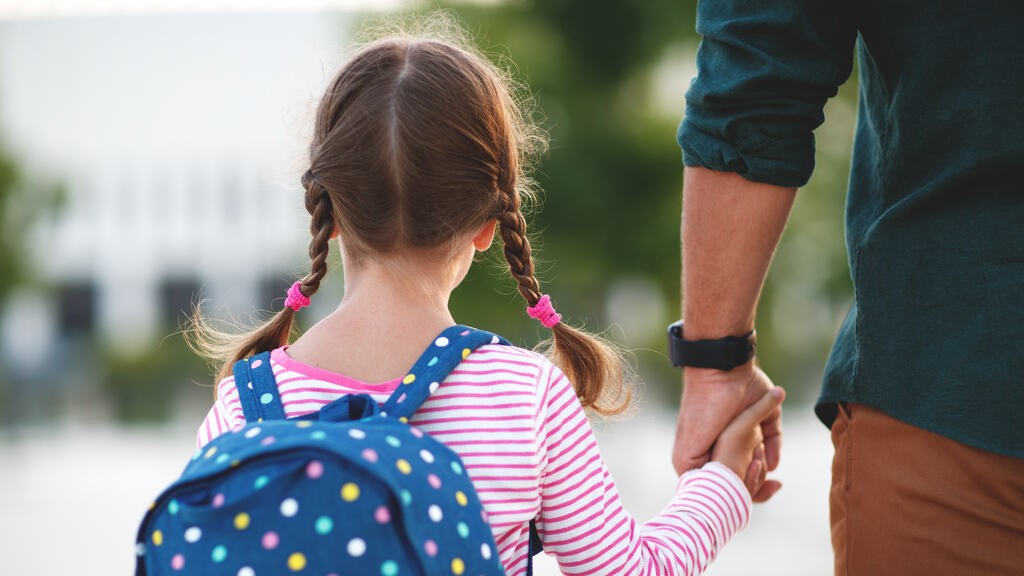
(678, 2), (857, 187)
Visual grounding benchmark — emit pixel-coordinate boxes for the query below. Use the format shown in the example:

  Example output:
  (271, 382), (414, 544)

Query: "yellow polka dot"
(399, 417), (409, 424)
(402, 374), (416, 384)
(231, 460), (241, 468)
(451, 558), (465, 575)
(151, 530), (163, 546)
(257, 418), (264, 423)
(287, 552), (307, 571)
(204, 446), (217, 458)
(148, 501), (156, 511)
(296, 421), (313, 428)
(455, 491), (468, 506)
(396, 459), (412, 475)
(341, 483), (360, 502)
(234, 512), (251, 530)
(461, 348), (470, 359)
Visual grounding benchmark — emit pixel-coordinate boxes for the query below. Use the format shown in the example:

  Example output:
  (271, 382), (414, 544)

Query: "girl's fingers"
(724, 387), (785, 450)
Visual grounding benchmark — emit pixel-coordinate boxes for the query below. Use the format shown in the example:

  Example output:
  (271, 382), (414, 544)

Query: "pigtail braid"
(497, 202), (631, 416)
(300, 171), (334, 299)
(187, 170), (337, 387)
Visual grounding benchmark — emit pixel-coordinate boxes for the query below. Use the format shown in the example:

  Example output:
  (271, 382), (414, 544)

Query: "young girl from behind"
(193, 17), (782, 575)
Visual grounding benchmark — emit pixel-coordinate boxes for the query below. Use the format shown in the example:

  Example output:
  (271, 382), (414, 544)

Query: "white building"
(0, 8), (375, 365)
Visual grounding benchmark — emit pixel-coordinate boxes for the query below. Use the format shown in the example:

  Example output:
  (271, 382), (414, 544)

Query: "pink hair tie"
(285, 281), (311, 311)
(526, 294), (562, 328)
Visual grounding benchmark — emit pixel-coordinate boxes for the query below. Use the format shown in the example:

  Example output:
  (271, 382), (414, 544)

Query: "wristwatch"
(667, 320), (756, 370)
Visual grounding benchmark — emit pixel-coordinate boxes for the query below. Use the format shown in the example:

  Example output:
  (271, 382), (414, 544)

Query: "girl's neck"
(285, 249), (469, 383)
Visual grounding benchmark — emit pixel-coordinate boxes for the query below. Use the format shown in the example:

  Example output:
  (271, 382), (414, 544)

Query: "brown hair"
(190, 16), (629, 415)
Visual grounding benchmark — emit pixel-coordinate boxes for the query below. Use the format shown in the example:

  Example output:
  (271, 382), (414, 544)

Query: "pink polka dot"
(396, 393), (407, 404)
(361, 448), (378, 463)
(260, 436), (276, 446)
(374, 506), (391, 524)
(306, 460), (324, 479)
(171, 554), (185, 571)
(251, 359), (263, 369)
(212, 493), (225, 508)
(409, 427), (424, 438)
(261, 531), (279, 550)
(424, 539), (438, 557)
(427, 474), (441, 489)
(481, 510), (488, 523)
(460, 330), (470, 336)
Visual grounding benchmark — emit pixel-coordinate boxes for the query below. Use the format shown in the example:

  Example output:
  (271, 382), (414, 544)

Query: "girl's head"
(195, 17), (629, 415)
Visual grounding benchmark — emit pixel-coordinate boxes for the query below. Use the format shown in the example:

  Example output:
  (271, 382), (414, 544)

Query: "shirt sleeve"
(534, 362), (752, 575)
(678, 1), (858, 187)
(196, 375), (247, 448)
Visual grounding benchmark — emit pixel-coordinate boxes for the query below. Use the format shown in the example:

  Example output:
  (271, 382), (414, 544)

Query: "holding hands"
(674, 364), (785, 501)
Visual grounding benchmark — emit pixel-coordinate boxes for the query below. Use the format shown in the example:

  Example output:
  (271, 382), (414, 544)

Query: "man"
(670, 2), (1024, 574)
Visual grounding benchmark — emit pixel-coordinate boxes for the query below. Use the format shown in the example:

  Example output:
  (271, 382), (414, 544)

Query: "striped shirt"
(197, 344), (751, 575)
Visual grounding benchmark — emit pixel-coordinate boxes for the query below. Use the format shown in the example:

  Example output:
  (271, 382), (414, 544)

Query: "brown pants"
(830, 403), (1024, 576)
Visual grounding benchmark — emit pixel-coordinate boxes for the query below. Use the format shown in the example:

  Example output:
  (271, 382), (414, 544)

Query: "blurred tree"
(436, 0), (698, 350)
(0, 140), (28, 303)
(382, 2), (856, 404)
(426, 1), (855, 404)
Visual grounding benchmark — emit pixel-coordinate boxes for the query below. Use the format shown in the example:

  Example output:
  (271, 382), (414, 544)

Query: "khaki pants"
(830, 403), (1024, 576)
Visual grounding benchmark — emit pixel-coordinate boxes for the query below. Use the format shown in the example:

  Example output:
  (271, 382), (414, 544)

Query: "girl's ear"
(472, 219), (497, 251)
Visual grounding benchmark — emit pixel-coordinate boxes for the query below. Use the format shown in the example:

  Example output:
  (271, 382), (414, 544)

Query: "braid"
(497, 192), (631, 417)
(300, 170), (334, 299)
(498, 207), (541, 305)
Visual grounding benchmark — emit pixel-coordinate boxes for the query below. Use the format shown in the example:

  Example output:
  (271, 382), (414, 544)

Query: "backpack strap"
(526, 519), (543, 575)
(381, 324), (508, 421)
(231, 351), (286, 423)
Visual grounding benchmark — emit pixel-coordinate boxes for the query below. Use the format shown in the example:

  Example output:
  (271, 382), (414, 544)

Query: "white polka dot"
(348, 429), (366, 440)
(280, 498), (299, 517)
(347, 538), (367, 557)
(491, 335), (500, 344)
(481, 543), (492, 560)
(184, 526), (202, 543)
(244, 427), (261, 438)
(429, 382), (440, 394)
(428, 505), (443, 522)
(237, 568), (255, 576)
(135, 542), (146, 556)
(247, 382), (254, 389)
(435, 336), (449, 347)
(419, 449), (435, 464)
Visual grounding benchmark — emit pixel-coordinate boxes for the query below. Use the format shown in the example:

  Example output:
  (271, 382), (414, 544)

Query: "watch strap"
(668, 320), (756, 370)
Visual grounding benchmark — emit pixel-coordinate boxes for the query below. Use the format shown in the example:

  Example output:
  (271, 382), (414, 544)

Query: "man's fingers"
(764, 425), (782, 471)
(752, 479), (783, 503)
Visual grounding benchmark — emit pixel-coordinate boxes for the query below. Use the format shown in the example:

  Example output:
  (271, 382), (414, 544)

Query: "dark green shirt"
(678, 1), (1024, 458)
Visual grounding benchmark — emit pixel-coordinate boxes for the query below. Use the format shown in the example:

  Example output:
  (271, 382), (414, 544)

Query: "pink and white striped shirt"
(197, 343), (751, 575)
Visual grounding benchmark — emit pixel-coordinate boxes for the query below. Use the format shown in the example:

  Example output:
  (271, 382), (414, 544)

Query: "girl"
(192, 19), (782, 576)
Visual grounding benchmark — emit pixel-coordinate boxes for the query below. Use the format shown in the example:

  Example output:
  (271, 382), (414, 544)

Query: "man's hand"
(673, 363), (783, 502)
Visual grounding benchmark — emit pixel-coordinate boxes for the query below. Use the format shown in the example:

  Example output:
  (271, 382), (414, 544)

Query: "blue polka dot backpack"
(135, 325), (542, 575)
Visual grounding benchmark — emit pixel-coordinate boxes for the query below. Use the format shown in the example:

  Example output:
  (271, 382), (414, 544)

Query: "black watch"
(667, 320), (756, 370)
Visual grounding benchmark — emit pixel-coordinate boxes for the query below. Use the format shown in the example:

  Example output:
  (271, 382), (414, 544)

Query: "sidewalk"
(0, 406), (833, 574)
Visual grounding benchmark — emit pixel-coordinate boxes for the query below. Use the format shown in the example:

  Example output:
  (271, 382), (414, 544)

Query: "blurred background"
(0, 0), (856, 573)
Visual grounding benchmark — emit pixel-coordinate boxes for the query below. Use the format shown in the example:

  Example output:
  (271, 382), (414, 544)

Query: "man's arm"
(673, 167), (795, 502)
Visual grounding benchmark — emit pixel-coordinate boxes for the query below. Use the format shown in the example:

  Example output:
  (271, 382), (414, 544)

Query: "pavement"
(0, 405), (833, 575)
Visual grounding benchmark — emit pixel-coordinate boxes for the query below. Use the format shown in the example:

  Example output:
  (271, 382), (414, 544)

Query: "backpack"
(135, 325), (541, 575)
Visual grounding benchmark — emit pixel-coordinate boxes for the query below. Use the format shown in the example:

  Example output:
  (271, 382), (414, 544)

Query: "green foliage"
(0, 140), (25, 302)
(101, 333), (212, 424)
(435, 1), (857, 403)
(0, 139), (63, 302)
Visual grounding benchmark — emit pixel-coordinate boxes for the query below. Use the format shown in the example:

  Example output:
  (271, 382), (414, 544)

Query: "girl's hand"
(711, 387), (785, 498)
